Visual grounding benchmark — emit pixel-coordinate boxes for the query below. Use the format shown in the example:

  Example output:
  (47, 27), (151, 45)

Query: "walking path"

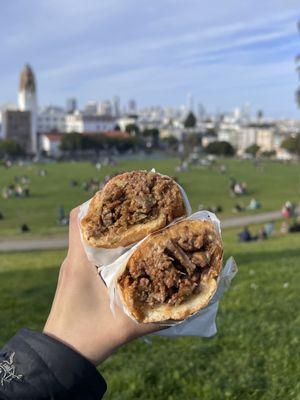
(0, 209), (287, 253)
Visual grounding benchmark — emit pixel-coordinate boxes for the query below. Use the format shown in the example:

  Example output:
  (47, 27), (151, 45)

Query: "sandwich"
(117, 219), (223, 323)
(81, 171), (187, 248)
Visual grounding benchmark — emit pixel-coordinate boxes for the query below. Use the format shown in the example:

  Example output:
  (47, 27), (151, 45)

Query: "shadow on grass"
(0, 267), (57, 346)
(232, 247), (300, 265)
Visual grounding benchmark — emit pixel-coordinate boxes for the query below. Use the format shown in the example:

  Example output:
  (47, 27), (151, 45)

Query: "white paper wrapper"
(78, 173), (192, 267)
(101, 211), (238, 337)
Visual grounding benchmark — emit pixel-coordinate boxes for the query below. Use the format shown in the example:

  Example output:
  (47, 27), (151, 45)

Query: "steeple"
(18, 64), (38, 153)
(19, 64), (36, 93)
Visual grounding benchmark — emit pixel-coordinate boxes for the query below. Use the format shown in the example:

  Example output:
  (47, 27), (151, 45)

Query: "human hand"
(44, 207), (159, 365)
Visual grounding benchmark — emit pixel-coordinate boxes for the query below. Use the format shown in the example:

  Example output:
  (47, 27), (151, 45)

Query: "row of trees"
(0, 140), (25, 157)
(60, 129), (160, 153)
(1, 133), (300, 158)
(60, 133), (139, 153)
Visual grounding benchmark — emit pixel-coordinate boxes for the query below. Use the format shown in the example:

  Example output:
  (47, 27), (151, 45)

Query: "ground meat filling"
(119, 228), (219, 307)
(93, 172), (183, 236)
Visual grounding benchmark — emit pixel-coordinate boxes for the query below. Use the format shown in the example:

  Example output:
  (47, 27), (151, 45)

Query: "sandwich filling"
(85, 172), (185, 239)
(118, 223), (222, 309)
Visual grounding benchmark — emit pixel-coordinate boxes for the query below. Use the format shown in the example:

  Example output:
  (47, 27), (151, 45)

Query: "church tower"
(18, 64), (38, 153)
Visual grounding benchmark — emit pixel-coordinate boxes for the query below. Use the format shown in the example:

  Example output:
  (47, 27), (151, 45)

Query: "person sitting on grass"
(264, 221), (275, 237)
(289, 218), (300, 233)
(233, 203), (245, 213)
(20, 223), (30, 233)
(281, 201), (295, 219)
(238, 226), (257, 242)
(248, 198), (261, 210)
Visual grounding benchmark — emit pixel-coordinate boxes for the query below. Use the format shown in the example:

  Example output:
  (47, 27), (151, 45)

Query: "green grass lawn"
(0, 158), (299, 238)
(0, 229), (299, 399)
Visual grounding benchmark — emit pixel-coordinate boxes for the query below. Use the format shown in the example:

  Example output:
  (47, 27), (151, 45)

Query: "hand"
(44, 207), (159, 365)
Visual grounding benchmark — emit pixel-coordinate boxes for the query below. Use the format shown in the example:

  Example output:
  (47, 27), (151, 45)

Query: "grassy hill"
(0, 228), (299, 399)
(0, 158), (299, 238)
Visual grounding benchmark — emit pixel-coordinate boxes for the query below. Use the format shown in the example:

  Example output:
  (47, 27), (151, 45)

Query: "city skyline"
(1, 1), (300, 118)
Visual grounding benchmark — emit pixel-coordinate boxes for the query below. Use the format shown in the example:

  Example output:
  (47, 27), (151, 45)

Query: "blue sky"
(1, 0), (299, 117)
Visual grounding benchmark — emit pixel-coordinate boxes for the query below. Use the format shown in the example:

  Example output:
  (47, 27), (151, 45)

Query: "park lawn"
(0, 230), (299, 399)
(0, 158), (299, 238)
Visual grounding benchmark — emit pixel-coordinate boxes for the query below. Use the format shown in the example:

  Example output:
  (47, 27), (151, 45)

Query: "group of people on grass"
(229, 177), (247, 196)
(2, 175), (31, 199)
(238, 222), (274, 242)
(238, 200), (299, 243)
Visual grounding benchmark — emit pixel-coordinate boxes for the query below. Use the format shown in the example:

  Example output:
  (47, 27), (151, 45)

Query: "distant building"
(187, 93), (194, 112)
(41, 132), (63, 157)
(117, 116), (138, 132)
(202, 131), (218, 147)
(65, 112), (116, 133)
(18, 64), (38, 153)
(66, 98), (77, 114)
(128, 99), (137, 113)
(38, 106), (66, 133)
(112, 95), (120, 117)
(98, 100), (112, 116)
(218, 121), (241, 149)
(84, 101), (98, 115)
(1, 109), (32, 151)
(240, 123), (279, 153)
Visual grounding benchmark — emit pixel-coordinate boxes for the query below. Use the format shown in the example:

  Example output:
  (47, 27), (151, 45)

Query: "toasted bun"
(80, 171), (186, 248)
(117, 220), (223, 323)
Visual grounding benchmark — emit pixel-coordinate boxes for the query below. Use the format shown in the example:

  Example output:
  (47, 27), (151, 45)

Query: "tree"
(256, 110), (264, 120)
(296, 21), (300, 107)
(205, 141), (235, 156)
(245, 144), (260, 156)
(261, 150), (276, 158)
(60, 133), (83, 152)
(161, 135), (178, 152)
(125, 123), (139, 136)
(142, 128), (160, 148)
(0, 139), (25, 157)
(184, 112), (197, 128)
(281, 134), (300, 155)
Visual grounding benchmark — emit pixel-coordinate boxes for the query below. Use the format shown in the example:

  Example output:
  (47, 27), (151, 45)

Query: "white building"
(18, 64), (38, 153)
(98, 100), (112, 116)
(117, 116), (138, 132)
(41, 133), (62, 157)
(84, 101), (98, 115)
(65, 112), (116, 133)
(218, 121), (241, 149)
(38, 106), (66, 133)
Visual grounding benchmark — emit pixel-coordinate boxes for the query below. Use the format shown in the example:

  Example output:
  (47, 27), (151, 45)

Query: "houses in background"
(0, 64), (299, 159)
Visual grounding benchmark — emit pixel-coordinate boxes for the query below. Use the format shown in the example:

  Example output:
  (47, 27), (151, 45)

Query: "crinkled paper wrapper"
(78, 178), (192, 266)
(101, 211), (238, 338)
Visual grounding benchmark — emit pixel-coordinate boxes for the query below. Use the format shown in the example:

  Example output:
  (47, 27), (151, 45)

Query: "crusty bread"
(117, 220), (223, 323)
(80, 171), (186, 248)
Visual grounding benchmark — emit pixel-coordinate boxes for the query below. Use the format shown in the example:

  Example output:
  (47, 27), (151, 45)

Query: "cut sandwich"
(117, 219), (223, 323)
(81, 171), (187, 248)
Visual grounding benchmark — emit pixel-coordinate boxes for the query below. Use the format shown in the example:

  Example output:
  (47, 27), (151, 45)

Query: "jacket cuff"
(0, 328), (107, 399)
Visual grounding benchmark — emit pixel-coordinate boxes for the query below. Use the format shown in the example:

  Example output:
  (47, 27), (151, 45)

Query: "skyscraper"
(18, 64), (38, 153)
(66, 98), (77, 114)
(112, 95), (120, 117)
(187, 93), (193, 112)
(128, 99), (137, 113)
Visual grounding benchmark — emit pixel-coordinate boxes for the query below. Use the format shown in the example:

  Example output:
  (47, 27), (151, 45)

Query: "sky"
(1, 0), (300, 118)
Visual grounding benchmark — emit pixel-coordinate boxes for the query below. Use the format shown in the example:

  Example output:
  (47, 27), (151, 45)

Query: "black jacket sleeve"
(0, 328), (107, 399)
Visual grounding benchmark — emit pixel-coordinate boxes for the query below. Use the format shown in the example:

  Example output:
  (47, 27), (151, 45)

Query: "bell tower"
(18, 64), (38, 153)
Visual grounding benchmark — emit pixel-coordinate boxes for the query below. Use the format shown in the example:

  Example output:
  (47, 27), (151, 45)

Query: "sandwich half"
(117, 219), (223, 323)
(81, 171), (187, 248)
